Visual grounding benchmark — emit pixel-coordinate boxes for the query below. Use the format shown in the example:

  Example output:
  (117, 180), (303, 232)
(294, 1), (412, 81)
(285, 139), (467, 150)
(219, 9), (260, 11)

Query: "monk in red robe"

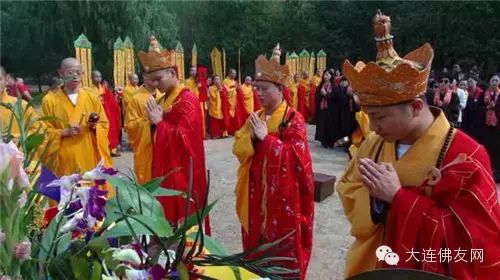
(233, 48), (314, 279)
(139, 49), (208, 231)
(224, 69), (246, 134)
(90, 70), (121, 156)
(337, 10), (500, 279)
(208, 75), (230, 138)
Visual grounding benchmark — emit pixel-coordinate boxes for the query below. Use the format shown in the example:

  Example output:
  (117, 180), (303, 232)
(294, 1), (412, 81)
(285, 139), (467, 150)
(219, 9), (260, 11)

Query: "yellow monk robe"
(311, 74), (321, 87)
(239, 84), (255, 114)
(184, 77), (206, 139)
(1, 90), (39, 140)
(300, 78), (311, 112)
(348, 111), (371, 157)
(122, 83), (139, 116)
(337, 111), (451, 278)
(223, 78), (237, 117)
(41, 87), (112, 178)
(289, 81), (299, 109)
(157, 84), (184, 112)
(124, 86), (158, 184)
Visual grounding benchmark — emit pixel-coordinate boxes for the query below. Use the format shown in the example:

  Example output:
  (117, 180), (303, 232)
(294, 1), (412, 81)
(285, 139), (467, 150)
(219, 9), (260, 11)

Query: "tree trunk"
(37, 74), (42, 94)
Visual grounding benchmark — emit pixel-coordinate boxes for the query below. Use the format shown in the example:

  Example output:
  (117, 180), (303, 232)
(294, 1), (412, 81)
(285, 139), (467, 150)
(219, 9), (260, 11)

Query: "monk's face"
(91, 72), (102, 85)
(59, 62), (82, 91)
(363, 99), (423, 143)
(189, 67), (197, 78)
(254, 80), (282, 110)
(146, 68), (176, 93)
(213, 76), (221, 87)
(293, 74), (300, 83)
(129, 74), (139, 86)
(490, 75), (499, 89)
(244, 76), (252, 85)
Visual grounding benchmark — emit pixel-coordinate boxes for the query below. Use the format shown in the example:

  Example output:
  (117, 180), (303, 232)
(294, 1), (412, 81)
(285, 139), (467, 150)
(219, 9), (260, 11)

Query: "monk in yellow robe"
(41, 58), (112, 178)
(223, 69), (245, 134)
(311, 68), (322, 87)
(121, 73), (140, 117)
(239, 76), (257, 114)
(124, 75), (161, 184)
(338, 10), (500, 279)
(184, 67), (206, 139)
(0, 66), (41, 142)
(289, 73), (300, 109)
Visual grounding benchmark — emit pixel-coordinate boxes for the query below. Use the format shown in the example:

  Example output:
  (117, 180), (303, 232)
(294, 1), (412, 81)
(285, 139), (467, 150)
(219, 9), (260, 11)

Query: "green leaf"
(177, 262), (190, 280)
(91, 261), (103, 280)
(187, 232), (226, 255)
(103, 214), (173, 238)
(176, 200), (217, 236)
(103, 177), (165, 228)
(71, 253), (91, 280)
(88, 236), (110, 252)
(142, 177), (164, 193)
(55, 232), (71, 256)
(151, 187), (185, 197)
(48, 250), (76, 279)
(39, 213), (67, 260)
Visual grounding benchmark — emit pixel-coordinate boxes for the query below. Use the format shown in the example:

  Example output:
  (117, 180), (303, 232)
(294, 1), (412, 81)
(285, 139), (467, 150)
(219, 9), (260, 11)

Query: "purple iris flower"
(82, 185), (107, 221)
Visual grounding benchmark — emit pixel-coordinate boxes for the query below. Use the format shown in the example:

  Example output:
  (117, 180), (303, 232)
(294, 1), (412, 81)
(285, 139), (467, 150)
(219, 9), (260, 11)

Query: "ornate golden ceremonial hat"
(255, 43), (290, 86)
(138, 36), (175, 73)
(342, 9), (434, 106)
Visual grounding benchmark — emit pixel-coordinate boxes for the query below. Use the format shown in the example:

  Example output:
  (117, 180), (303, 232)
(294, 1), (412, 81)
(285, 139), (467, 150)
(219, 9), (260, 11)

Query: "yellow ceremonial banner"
(210, 48), (223, 78)
(299, 49), (310, 75)
(113, 37), (125, 88)
(173, 42), (185, 81)
(309, 51), (316, 76)
(317, 49), (327, 72)
(124, 36), (135, 77)
(191, 43), (197, 67)
(74, 34), (92, 87)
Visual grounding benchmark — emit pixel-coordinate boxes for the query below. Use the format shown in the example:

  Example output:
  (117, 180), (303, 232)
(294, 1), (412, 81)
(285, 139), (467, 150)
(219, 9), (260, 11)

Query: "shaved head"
(128, 73), (139, 86)
(58, 57), (82, 92)
(91, 70), (102, 85)
(60, 57), (80, 70)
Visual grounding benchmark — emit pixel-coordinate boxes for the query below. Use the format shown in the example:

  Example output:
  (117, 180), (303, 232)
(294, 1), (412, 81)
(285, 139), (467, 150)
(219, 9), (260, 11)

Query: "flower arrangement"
(1, 93), (297, 279)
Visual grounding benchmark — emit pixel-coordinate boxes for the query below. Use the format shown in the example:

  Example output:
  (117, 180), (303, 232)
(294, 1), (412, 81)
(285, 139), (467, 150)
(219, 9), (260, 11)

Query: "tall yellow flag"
(74, 34), (92, 87)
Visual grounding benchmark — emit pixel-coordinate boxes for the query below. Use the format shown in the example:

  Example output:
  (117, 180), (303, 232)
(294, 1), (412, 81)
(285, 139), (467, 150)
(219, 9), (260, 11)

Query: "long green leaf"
(103, 214), (173, 238)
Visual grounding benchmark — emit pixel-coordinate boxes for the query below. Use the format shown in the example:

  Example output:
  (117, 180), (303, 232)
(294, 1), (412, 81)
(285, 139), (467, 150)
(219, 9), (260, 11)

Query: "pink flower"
(0, 142), (29, 190)
(13, 241), (31, 261)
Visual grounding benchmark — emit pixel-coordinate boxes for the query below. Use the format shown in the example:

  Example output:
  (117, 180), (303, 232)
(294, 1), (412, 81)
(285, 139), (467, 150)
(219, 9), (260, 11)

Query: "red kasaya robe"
(229, 88), (247, 135)
(283, 86), (291, 106)
(253, 90), (261, 111)
(92, 84), (121, 150)
(384, 129), (500, 279)
(308, 82), (316, 119)
(152, 85), (208, 230)
(208, 85), (231, 138)
(297, 82), (307, 119)
(233, 101), (314, 279)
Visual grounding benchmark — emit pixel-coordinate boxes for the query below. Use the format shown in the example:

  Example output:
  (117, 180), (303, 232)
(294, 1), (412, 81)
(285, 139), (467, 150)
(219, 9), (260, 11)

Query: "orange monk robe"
(311, 74), (321, 87)
(122, 83), (139, 117)
(153, 84), (207, 227)
(1, 90), (40, 140)
(233, 101), (314, 279)
(208, 85), (230, 138)
(240, 84), (256, 114)
(337, 110), (500, 279)
(90, 84), (121, 150)
(184, 77), (206, 139)
(297, 79), (308, 119)
(124, 86), (157, 184)
(288, 81), (299, 109)
(41, 87), (112, 178)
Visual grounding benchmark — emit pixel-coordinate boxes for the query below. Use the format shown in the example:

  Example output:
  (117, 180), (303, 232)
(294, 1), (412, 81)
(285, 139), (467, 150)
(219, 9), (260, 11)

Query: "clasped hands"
(145, 98), (170, 125)
(359, 158), (401, 203)
(249, 113), (268, 141)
